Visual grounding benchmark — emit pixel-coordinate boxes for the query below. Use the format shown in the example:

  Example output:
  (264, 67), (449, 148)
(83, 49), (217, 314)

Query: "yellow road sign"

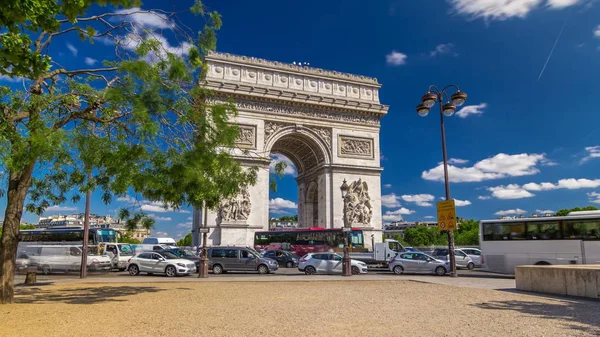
(437, 199), (457, 231)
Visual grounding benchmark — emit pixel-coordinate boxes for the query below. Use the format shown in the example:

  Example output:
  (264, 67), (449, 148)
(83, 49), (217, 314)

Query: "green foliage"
(273, 215), (298, 222)
(455, 219), (479, 246)
(177, 232), (193, 246)
(118, 232), (140, 244)
(554, 206), (598, 217)
(400, 219), (480, 247)
(118, 210), (154, 234)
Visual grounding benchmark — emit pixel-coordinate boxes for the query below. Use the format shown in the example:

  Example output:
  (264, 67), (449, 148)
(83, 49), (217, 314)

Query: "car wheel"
(351, 266), (360, 275)
(41, 265), (51, 275)
(212, 264), (223, 275)
(286, 261), (294, 268)
(305, 266), (316, 275)
(435, 266), (446, 276)
(467, 262), (475, 270)
(257, 264), (269, 274)
(128, 265), (140, 276)
(393, 265), (404, 275)
(165, 265), (177, 277)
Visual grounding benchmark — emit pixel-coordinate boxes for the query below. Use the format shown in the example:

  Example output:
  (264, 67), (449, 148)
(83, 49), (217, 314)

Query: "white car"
(127, 251), (196, 277)
(454, 249), (475, 270)
(460, 248), (482, 267)
(18, 245), (111, 274)
(298, 252), (368, 275)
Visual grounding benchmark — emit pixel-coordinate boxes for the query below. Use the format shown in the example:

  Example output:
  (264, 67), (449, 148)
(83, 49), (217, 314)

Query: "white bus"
(479, 211), (600, 274)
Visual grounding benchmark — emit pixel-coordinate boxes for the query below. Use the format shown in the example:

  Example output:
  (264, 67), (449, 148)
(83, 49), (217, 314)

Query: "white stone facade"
(192, 52), (388, 250)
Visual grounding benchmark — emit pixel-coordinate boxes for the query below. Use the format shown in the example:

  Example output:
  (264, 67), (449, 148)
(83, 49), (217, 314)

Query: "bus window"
(485, 222), (526, 240)
(563, 220), (600, 239)
(527, 222), (561, 240)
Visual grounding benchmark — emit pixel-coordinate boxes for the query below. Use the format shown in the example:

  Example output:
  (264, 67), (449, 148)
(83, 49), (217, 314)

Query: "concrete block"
(515, 266), (532, 292)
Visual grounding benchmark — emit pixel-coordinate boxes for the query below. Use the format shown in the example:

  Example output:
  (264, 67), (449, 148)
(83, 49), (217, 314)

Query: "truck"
(349, 239), (405, 265)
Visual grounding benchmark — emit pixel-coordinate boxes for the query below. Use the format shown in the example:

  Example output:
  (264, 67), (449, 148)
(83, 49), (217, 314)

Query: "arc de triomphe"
(192, 52), (388, 250)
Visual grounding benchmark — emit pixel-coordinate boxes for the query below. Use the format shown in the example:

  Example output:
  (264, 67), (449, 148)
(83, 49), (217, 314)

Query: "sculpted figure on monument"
(343, 179), (373, 226)
(219, 186), (251, 222)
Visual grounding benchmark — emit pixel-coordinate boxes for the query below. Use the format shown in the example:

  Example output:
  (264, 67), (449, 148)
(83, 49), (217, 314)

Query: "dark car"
(157, 248), (200, 270)
(262, 250), (299, 268)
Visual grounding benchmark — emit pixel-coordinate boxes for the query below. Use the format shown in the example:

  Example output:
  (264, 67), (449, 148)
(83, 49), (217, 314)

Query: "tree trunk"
(0, 167), (34, 304)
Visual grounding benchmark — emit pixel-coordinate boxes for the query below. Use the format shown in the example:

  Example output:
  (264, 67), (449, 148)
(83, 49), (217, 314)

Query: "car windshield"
(180, 250), (196, 257)
(247, 248), (261, 258)
(160, 252), (179, 259)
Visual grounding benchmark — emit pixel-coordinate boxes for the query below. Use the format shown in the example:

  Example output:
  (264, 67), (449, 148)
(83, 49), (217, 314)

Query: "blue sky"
(2, 0), (600, 239)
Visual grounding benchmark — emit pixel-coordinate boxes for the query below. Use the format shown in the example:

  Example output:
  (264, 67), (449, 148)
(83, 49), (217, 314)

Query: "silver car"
(298, 252), (368, 275)
(431, 248), (475, 270)
(388, 251), (449, 276)
(127, 251), (196, 277)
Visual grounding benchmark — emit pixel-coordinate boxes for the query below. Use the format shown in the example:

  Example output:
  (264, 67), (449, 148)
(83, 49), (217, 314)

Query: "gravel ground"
(1, 280), (599, 337)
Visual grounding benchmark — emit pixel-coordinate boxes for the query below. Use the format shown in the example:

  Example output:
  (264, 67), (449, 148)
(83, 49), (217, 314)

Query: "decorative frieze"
(309, 126), (332, 149)
(264, 121), (292, 146)
(338, 136), (374, 159)
(219, 186), (251, 223)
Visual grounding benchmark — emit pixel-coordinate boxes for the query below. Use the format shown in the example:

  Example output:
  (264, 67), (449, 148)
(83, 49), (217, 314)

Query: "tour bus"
(19, 227), (119, 245)
(254, 227), (367, 257)
(479, 211), (600, 274)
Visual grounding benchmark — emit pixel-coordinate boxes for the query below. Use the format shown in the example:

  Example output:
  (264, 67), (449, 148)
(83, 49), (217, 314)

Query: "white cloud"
(117, 195), (137, 203)
(595, 25), (600, 38)
(187, 216), (193, 221)
(423, 153), (547, 183)
(455, 103), (487, 118)
(424, 216), (435, 219)
(495, 208), (527, 216)
(113, 7), (174, 29)
(381, 193), (402, 208)
(270, 154), (296, 176)
(536, 209), (555, 214)
(581, 146), (600, 163)
(176, 222), (192, 229)
(447, 0), (580, 21)
(386, 51), (407, 66)
(45, 205), (78, 212)
(269, 198), (298, 214)
(454, 199), (472, 207)
(523, 178), (600, 191)
(588, 192), (600, 204)
(449, 158), (469, 165)
(0, 74), (24, 83)
(383, 184), (392, 188)
(401, 194), (435, 207)
(430, 43), (457, 57)
(148, 214), (172, 221)
(66, 42), (78, 56)
(478, 195), (491, 200)
(152, 231), (169, 237)
(488, 184), (536, 199)
(119, 195), (190, 213)
(382, 208), (415, 222)
(84, 57), (97, 65)
(140, 204), (173, 213)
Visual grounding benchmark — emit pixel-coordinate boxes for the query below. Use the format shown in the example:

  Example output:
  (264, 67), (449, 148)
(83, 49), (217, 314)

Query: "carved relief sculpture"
(220, 186), (251, 222)
(339, 136), (373, 158)
(309, 126), (332, 149)
(344, 179), (373, 226)
(263, 121), (291, 145)
(235, 125), (256, 149)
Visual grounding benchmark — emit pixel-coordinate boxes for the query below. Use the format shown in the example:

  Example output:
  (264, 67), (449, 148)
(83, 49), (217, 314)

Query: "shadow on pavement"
(472, 299), (600, 335)
(14, 286), (163, 305)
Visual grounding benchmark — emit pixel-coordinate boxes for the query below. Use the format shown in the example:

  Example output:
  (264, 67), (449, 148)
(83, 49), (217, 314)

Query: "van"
(142, 237), (177, 247)
(100, 243), (135, 271)
(19, 245), (112, 274)
(207, 246), (279, 275)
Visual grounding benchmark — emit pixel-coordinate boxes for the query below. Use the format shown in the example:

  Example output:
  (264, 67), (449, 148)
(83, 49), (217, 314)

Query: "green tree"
(117, 209), (155, 237)
(455, 219), (479, 246)
(118, 232), (141, 244)
(554, 206), (598, 217)
(177, 232), (192, 246)
(0, 0), (256, 303)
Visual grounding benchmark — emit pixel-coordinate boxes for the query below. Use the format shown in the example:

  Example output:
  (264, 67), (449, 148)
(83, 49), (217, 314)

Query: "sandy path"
(1, 280), (598, 337)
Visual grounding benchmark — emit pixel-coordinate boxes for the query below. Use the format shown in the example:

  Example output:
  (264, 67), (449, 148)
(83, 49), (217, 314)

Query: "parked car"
(142, 237), (177, 247)
(262, 250), (299, 268)
(388, 251), (449, 276)
(208, 246), (278, 274)
(460, 248), (482, 267)
(158, 248), (200, 270)
(127, 251), (196, 277)
(431, 248), (475, 270)
(101, 243), (134, 271)
(298, 253), (368, 275)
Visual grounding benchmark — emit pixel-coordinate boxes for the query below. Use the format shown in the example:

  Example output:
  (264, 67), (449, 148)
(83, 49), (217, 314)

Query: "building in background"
(383, 221), (438, 239)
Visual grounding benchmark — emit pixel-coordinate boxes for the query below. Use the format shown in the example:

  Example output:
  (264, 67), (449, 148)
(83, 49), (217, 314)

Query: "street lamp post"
(340, 179), (352, 277)
(416, 85), (467, 278)
(198, 201), (209, 278)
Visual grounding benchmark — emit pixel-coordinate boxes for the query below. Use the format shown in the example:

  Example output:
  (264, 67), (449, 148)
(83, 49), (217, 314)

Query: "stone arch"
(265, 126), (331, 176)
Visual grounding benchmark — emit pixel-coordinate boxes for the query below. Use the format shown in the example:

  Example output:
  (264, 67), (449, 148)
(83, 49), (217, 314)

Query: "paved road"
(16, 267), (516, 290)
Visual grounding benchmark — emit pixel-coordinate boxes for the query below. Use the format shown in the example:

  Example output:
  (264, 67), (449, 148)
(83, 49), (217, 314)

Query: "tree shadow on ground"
(14, 286), (163, 305)
(472, 298), (600, 335)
